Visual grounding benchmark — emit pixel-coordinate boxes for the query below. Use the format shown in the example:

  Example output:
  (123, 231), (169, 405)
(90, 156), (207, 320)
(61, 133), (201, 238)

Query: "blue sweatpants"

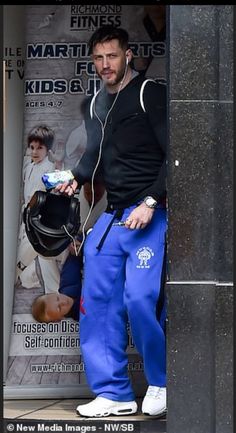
(80, 205), (167, 401)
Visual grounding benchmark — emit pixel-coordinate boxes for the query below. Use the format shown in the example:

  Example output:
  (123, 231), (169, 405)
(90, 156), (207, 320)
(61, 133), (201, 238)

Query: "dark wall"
(166, 6), (233, 433)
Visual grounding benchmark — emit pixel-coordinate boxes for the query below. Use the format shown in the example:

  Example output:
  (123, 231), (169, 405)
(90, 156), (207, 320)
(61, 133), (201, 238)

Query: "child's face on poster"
(29, 140), (48, 164)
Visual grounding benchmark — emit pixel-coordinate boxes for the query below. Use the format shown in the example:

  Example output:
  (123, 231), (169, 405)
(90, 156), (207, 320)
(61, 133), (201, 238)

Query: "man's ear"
(125, 48), (132, 65)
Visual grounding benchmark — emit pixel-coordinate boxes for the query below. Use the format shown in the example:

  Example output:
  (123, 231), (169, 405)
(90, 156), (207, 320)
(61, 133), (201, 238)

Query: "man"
(56, 25), (167, 418)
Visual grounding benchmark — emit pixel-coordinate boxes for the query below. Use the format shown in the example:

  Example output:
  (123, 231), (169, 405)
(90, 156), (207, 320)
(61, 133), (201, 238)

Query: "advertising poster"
(5, 4), (166, 398)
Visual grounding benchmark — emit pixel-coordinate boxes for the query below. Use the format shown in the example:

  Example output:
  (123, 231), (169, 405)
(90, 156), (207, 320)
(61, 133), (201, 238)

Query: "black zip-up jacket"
(72, 73), (167, 209)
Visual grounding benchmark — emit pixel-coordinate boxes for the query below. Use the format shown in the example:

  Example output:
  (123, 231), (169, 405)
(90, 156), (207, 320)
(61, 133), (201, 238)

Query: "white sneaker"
(76, 396), (137, 418)
(142, 386), (167, 416)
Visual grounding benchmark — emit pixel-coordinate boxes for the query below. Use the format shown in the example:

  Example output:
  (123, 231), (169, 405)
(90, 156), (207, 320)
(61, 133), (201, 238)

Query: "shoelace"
(146, 386), (164, 399)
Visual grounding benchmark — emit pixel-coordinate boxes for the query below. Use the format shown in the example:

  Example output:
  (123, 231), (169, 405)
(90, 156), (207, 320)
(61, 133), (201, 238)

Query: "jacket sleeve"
(71, 98), (102, 185)
(141, 80), (167, 201)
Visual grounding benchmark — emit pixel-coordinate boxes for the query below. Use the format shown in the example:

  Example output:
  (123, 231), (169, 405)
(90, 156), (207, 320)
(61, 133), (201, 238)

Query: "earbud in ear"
(126, 56), (129, 66)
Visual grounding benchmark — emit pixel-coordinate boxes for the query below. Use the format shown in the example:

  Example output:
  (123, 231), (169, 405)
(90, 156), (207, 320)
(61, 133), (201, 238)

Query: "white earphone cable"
(62, 224), (79, 256)
(75, 61), (129, 256)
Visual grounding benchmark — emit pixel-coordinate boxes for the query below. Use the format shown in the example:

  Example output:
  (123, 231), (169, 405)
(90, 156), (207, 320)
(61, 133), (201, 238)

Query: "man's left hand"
(125, 202), (155, 229)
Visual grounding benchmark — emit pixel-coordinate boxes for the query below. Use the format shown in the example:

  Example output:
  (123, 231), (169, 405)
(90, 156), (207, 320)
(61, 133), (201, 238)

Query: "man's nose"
(102, 56), (109, 68)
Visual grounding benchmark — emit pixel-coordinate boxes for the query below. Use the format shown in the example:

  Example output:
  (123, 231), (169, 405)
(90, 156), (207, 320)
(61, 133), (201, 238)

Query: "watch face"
(145, 197), (157, 208)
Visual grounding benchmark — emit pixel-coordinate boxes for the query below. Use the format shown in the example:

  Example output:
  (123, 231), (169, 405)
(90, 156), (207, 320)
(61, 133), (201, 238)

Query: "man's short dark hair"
(88, 25), (129, 55)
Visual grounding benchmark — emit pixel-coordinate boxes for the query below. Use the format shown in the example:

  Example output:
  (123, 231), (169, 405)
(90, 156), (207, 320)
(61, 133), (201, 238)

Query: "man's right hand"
(55, 179), (79, 196)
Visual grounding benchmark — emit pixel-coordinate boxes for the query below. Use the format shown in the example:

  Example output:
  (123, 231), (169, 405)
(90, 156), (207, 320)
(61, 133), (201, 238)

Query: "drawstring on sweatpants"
(96, 208), (124, 251)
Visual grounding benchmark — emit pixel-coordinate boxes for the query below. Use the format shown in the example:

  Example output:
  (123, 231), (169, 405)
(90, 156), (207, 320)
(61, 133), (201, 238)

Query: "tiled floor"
(3, 398), (167, 432)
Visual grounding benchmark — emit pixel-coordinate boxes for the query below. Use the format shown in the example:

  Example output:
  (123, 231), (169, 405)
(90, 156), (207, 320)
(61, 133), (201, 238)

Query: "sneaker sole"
(77, 405), (137, 418)
(142, 409), (167, 418)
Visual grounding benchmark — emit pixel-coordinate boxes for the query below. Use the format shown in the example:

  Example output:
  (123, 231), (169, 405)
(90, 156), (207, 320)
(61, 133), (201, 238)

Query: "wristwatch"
(143, 196), (158, 209)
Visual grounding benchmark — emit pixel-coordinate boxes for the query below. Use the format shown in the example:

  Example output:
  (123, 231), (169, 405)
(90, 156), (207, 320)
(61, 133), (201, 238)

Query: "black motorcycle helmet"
(23, 191), (80, 257)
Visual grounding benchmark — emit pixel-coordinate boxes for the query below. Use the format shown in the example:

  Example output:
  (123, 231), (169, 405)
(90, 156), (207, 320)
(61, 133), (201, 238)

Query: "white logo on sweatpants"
(136, 247), (154, 268)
